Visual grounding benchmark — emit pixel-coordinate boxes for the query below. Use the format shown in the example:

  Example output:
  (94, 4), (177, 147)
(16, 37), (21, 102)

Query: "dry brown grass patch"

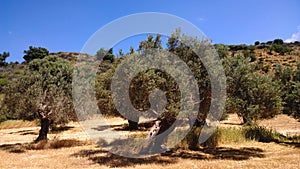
(0, 120), (38, 129)
(26, 138), (92, 150)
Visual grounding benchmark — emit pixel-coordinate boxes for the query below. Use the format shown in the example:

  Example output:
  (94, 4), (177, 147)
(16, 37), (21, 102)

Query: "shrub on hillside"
(273, 39), (284, 45)
(271, 44), (293, 55)
(0, 77), (8, 92)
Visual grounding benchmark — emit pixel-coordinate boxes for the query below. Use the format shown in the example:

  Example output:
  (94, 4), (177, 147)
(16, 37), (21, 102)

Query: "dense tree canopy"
(274, 64), (300, 119)
(23, 46), (49, 63)
(224, 55), (283, 124)
(3, 56), (75, 141)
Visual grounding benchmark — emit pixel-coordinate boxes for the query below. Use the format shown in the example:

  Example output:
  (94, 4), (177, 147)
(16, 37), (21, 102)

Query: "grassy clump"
(218, 127), (246, 144)
(200, 128), (222, 148)
(136, 125), (300, 151)
(176, 127), (222, 150)
(243, 125), (288, 143)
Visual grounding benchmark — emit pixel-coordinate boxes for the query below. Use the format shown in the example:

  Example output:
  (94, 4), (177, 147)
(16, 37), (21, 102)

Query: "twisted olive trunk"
(128, 113), (139, 130)
(35, 117), (51, 142)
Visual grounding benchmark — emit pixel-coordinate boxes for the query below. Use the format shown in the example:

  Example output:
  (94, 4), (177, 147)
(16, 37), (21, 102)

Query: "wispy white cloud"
(284, 26), (300, 43)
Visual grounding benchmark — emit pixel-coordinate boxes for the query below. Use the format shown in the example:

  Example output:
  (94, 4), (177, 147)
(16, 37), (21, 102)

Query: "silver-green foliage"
(3, 56), (75, 124)
(224, 55), (283, 124)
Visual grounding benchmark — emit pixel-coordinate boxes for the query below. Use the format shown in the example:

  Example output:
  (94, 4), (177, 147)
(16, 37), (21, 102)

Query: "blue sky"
(0, 0), (299, 62)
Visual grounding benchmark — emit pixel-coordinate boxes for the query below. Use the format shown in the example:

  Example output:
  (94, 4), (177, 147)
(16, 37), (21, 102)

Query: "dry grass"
(0, 115), (299, 169)
(1, 142), (299, 169)
(27, 138), (92, 150)
(0, 120), (38, 129)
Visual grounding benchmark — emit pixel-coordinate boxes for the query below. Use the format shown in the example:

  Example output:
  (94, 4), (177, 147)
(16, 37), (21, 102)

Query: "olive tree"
(224, 55), (283, 124)
(3, 56), (76, 142)
(274, 63), (300, 119)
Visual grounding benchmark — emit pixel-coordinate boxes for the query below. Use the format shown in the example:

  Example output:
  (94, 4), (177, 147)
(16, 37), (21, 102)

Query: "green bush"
(23, 46), (49, 63)
(256, 44), (267, 49)
(229, 44), (248, 51)
(248, 45), (256, 51)
(0, 78), (8, 86)
(13, 69), (24, 75)
(0, 78), (9, 92)
(243, 125), (285, 143)
(242, 50), (250, 58)
(273, 39), (284, 45)
(214, 44), (229, 59)
(271, 44), (292, 55)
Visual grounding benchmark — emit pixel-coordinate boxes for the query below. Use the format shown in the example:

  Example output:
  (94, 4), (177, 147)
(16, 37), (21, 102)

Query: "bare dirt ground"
(0, 114), (299, 169)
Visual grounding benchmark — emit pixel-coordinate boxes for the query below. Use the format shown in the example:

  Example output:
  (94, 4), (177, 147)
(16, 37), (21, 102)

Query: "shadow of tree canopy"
(92, 120), (157, 132)
(6, 125), (75, 135)
(0, 139), (89, 153)
(8, 129), (37, 135)
(162, 147), (265, 160)
(71, 146), (266, 168)
(278, 141), (300, 148)
(50, 126), (74, 134)
(71, 149), (176, 168)
(0, 143), (26, 153)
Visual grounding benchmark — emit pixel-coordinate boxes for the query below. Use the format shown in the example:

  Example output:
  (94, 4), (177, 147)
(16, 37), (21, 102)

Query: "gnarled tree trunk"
(128, 113), (139, 130)
(35, 117), (51, 142)
(128, 120), (138, 130)
(143, 116), (176, 153)
(35, 102), (53, 143)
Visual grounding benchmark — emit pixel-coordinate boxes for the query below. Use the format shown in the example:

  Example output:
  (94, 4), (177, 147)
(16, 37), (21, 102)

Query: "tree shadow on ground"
(162, 147), (265, 160)
(71, 149), (176, 168)
(222, 122), (243, 126)
(7, 125), (75, 135)
(0, 139), (89, 154)
(8, 129), (37, 135)
(71, 145), (265, 168)
(71, 140), (265, 167)
(0, 143), (26, 153)
(50, 126), (74, 134)
(277, 141), (300, 148)
(92, 120), (156, 132)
